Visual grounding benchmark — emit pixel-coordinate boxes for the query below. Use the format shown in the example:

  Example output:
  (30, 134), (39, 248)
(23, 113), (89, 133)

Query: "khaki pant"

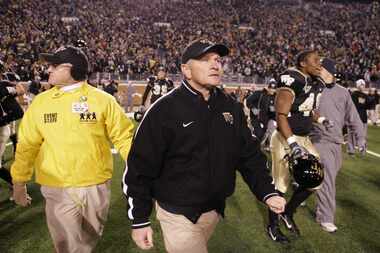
(156, 203), (220, 253)
(270, 130), (319, 193)
(41, 181), (111, 253)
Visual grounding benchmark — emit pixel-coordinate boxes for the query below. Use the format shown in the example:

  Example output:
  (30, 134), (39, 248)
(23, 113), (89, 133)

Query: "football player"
(0, 67), (25, 194)
(141, 65), (174, 109)
(245, 79), (277, 150)
(267, 50), (329, 243)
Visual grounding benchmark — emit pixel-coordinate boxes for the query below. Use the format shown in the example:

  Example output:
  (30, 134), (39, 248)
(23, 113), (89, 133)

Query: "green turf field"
(1, 126), (380, 253)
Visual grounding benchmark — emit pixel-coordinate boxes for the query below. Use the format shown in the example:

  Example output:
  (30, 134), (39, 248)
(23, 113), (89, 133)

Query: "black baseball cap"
(181, 39), (229, 64)
(321, 58), (336, 75)
(40, 46), (89, 72)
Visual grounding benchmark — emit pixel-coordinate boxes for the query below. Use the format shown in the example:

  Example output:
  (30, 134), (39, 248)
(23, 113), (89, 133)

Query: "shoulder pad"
(280, 68), (307, 85)
(278, 68), (308, 95)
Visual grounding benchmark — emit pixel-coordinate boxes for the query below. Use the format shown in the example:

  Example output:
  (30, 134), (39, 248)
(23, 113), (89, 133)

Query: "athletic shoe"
(280, 213), (300, 236)
(320, 222), (337, 233)
(266, 225), (289, 243)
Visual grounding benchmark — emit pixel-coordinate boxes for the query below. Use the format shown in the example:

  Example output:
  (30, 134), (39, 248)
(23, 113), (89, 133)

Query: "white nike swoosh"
(182, 121), (194, 127)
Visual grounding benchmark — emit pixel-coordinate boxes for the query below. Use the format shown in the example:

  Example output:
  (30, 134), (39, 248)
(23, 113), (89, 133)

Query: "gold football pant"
(270, 130), (319, 193)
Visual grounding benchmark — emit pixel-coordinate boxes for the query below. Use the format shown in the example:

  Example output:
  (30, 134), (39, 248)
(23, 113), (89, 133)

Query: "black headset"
(69, 46), (88, 81)
(71, 64), (87, 81)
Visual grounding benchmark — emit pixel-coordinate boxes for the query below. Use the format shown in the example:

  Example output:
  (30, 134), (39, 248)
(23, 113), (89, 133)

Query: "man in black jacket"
(246, 79), (277, 150)
(0, 67), (25, 189)
(123, 40), (286, 252)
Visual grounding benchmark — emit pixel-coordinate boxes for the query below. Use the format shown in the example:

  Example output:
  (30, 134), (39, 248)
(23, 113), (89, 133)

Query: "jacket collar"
(181, 79), (217, 99)
(51, 81), (89, 99)
(181, 79), (199, 96)
(60, 82), (83, 92)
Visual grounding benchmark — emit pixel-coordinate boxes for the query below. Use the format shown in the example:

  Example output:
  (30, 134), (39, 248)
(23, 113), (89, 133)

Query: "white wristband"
(286, 135), (297, 145)
(317, 117), (326, 124)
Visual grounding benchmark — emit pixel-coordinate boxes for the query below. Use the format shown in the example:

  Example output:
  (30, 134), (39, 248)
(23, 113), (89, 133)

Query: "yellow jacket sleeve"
(11, 99), (43, 182)
(105, 97), (135, 160)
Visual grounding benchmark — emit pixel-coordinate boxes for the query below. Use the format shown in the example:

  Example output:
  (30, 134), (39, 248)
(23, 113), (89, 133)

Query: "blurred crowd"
(1, 0), (380, 85)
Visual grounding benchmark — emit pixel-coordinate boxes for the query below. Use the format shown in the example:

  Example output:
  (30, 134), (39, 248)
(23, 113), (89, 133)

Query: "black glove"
(289, 142), (309, 159)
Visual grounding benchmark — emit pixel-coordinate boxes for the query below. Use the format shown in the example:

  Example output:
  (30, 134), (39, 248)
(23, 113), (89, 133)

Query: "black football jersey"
(277, 68), (324, 136)
(142, 76), (175, 106)
(143, 76), (174, 105)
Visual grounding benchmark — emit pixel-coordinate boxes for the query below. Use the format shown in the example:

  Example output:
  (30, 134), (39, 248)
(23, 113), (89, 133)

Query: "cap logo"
(222, 112), (234, 125)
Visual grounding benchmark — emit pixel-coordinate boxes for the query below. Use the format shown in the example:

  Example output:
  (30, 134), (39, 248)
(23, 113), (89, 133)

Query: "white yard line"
(6, 142), (380, 158)
(366, 149), (380, 158)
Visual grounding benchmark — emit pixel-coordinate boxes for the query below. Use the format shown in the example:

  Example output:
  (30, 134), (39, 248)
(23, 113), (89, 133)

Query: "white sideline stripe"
(366, 150), (380, 158)
(8, 142), (380, 158)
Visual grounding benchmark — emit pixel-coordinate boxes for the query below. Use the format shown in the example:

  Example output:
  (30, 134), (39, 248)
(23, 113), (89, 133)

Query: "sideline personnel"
(11, 46), (134, 253)
(123, 40), (285, 252)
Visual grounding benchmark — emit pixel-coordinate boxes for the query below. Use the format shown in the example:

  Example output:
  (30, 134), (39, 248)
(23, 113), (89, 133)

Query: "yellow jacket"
(11, 82), (135, 187)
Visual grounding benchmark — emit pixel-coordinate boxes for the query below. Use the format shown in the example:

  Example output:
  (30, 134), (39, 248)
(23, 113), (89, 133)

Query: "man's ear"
(181, 63), (192, 80)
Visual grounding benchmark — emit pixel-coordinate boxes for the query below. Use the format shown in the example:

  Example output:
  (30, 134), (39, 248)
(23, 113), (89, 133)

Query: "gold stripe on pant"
(40, 181), (111, 253)
(156, 202), (220, 253)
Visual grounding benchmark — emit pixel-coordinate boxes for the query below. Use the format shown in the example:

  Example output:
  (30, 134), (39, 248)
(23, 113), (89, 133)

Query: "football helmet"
(288, 153), (324, 189)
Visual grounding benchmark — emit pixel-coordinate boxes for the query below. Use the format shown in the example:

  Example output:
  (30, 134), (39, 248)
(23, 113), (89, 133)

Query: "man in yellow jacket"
(11, 46), (135, 253)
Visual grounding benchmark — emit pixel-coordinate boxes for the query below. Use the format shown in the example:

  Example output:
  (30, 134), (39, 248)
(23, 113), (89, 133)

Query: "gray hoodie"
(310, 84), (365, 145)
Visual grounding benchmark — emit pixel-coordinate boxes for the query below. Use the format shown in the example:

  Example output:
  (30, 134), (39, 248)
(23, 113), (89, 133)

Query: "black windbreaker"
(0, 80), (24, 126)
(123, 80), (277, 228)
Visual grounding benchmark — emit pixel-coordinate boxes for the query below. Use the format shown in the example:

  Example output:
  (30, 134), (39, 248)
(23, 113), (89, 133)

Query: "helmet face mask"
(288, 153), (324, 189)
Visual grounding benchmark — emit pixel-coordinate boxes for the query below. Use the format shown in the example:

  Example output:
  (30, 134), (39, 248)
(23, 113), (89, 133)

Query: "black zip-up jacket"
(0, 80), (24, 126)
(123, 80), (278, 229)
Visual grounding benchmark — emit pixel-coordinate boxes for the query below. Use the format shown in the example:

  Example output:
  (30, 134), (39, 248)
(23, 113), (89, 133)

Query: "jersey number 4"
(298, 93), (322, 116)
